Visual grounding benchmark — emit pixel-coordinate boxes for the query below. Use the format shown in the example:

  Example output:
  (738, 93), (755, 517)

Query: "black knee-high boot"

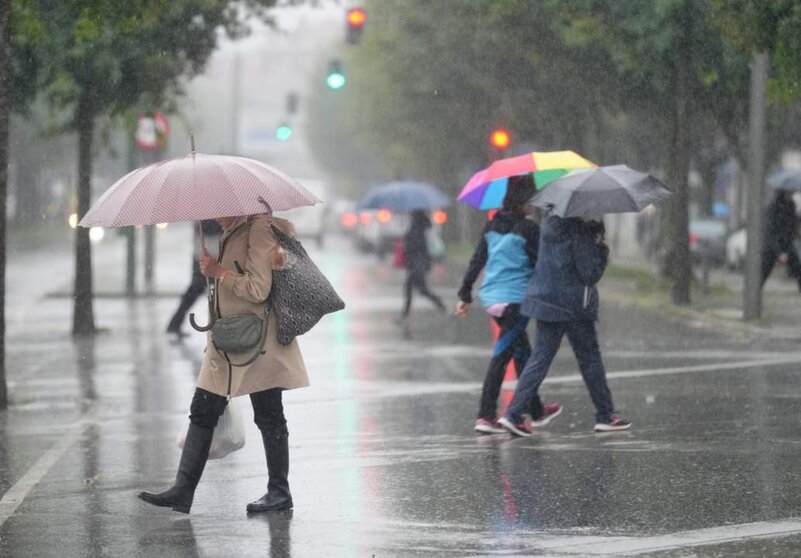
(247, 425), (293, 513)
(139, 388), (225, 514)
(138, 423), (214, 513)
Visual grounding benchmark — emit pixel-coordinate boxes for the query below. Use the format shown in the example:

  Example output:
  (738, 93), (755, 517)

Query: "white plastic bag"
(176, 396), (246, 459)
(425, 228), (445, 260)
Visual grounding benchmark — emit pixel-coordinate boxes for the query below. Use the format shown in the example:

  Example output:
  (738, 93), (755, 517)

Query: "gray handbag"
(211, 311), (268, 367)
(269, 225), (345, 345)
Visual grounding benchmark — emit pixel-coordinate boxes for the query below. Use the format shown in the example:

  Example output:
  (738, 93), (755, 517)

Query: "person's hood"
(491, 209), (524, 229)
(541, 215), (580, 242)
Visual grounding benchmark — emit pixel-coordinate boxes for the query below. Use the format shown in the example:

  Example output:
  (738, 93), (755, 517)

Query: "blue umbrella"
(768, 169), (801, 191)
(357, 181), (451, 212)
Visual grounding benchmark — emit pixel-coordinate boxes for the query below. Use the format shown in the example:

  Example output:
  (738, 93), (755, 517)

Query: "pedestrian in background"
(455, 175), (561, 434)
(761, 189), (801, 291)
(140, 212), (309, 514)
(166, 219), (223, 337)
(499, 215), (630, 436)
(398, 209), (447, 326)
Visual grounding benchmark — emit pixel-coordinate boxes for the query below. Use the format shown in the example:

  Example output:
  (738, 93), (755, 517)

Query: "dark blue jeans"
(505, 319), (614, 423)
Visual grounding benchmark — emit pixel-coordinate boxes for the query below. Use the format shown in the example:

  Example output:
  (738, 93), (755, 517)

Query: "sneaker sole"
(594, 423), (632, 432)
(530, 405), (563, 427)
(497, 417), (532, 437)
(474, 425), (506, 434)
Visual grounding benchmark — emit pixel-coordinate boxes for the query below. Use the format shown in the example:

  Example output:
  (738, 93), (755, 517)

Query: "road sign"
(136, 113), (170, 151)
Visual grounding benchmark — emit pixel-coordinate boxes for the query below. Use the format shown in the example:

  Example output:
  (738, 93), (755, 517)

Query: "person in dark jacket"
(761, 189), (801, 290)
(498, 215), (631, 436)
(399, 210), (446, 323)
(166, 219), (223, 337)
(456, 175), (562, 434)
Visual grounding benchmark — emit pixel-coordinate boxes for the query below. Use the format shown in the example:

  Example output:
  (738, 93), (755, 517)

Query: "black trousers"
(250, 388), (288, 438)
(761, 243), (801, 289)
(477, 304), (534, 420)
(167, 260), (207, 332)
(402, 268), (445, 317)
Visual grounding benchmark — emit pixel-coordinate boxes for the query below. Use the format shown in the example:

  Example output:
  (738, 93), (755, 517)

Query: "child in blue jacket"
(456, 176), (562, 434)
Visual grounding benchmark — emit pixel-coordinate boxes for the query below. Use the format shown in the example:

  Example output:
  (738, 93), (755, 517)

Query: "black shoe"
(139, 486), (194, 514)
(247, 491), (293, 513)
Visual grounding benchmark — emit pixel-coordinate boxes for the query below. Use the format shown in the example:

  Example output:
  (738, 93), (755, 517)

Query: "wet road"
(3, 228), (801, 557)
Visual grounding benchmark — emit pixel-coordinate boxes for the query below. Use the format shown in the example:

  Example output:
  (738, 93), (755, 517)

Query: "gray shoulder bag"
(210, 307), (269, 367)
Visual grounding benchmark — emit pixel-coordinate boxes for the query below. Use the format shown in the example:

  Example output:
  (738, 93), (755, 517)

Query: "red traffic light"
(347, 8), (367, 28)
(489, 129), (511, 149)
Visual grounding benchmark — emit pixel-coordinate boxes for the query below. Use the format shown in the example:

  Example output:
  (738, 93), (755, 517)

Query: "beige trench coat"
(196, 214), (309, 397)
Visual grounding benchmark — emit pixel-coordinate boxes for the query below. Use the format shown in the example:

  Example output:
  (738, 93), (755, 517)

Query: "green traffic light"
(326, 72), (346, 90)
(275, 125), (292, 141)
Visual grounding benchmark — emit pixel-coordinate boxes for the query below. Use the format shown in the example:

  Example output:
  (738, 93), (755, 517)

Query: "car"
(689, 218), (728, 267)
(354, 209), (448, 261)
(278, 179), (329, 248)
(354, 209), (407, 258)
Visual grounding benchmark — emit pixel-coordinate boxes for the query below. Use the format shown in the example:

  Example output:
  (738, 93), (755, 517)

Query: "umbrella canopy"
(532, 165), (673, 217)
(768, 169), (801, 191)
(357, 181), (451, 212)
(79, 152), (320, 228)
(458, 150), (596, 210)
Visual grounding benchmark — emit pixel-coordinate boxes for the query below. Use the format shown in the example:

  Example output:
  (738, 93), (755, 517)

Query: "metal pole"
(743, 50), (769, 321)
(125, 120), (137, 296)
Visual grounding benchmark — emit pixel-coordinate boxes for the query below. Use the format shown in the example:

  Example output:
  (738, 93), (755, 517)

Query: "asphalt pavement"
(3, 224), (801, 557)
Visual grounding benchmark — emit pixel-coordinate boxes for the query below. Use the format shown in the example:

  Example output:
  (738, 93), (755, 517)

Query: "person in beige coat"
(139, 212), (309, 514)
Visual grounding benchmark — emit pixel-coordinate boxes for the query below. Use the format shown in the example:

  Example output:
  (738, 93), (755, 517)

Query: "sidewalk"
(604, 255), (801, 342)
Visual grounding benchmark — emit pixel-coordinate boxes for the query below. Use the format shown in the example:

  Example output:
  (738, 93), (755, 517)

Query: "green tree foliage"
(307, 0), (801, 306)
(12, 0), (278, 335)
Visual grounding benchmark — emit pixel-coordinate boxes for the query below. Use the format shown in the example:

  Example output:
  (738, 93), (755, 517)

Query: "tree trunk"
(0, 0), (11, 408)
(668, 4), (692, 306)
(72, 102), (96, 336)
(743, 51), (769, 321)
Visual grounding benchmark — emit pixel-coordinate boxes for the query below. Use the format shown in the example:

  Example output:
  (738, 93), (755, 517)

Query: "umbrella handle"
(189, 312), (214, 332)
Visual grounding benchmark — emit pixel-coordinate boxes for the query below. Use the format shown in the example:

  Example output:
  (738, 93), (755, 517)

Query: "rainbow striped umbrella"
(458, 150), (596, 210)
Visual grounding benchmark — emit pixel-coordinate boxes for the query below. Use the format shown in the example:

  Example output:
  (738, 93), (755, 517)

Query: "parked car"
(689, 218), (727, 267)
(354, 209), (447, 261)
(354, 209), (408, 258)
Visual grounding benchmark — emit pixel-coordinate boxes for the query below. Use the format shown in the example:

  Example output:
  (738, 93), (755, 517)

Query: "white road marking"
(535, 518), (801, 555)
(544, 355), (801, 385)
(0, 409), (94, 528)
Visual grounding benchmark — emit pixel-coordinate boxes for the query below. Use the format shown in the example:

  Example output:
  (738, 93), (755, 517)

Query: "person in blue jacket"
(498, 214), (631, 436)
(456, 175), (562, 434)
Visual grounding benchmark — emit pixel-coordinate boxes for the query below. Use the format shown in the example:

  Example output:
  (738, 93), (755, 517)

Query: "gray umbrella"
(768, 169), (801, 191)
(532, 165), (673, 217)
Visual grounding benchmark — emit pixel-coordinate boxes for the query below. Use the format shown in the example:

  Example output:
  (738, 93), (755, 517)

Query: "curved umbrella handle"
(189, 312), (215, 332)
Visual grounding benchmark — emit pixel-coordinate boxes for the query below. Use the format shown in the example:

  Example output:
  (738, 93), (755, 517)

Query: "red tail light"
(433, 210), (447, 225)
(341, 212), (358, 228)
(359, 213), (372, 225)
(377, 209), (392, 223)
(689, 232), (698, 246)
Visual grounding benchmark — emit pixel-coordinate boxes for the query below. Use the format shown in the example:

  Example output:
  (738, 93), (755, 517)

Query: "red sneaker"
(474, 418), (506, 434)
(530, 402), (563, 427)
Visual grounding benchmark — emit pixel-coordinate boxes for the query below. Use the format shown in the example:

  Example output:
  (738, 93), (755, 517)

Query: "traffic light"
(346, 7), (367, 44)
(326, 59), (346, 90)
(275, 123), (292, 141)
(489, 128), (511, 150)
